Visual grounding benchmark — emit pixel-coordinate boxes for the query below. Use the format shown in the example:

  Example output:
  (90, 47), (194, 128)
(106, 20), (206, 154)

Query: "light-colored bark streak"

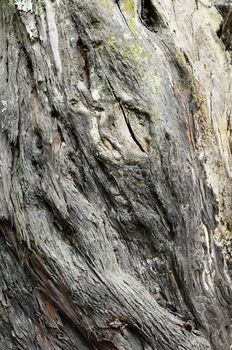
(45, 0), (62, 77)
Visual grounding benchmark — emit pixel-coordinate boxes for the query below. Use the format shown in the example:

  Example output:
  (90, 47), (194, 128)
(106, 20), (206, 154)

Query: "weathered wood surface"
(0, 0), (231, 349)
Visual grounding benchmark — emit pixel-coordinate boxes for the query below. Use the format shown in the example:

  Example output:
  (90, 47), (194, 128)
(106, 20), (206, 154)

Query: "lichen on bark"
(0, 0), (231, 349)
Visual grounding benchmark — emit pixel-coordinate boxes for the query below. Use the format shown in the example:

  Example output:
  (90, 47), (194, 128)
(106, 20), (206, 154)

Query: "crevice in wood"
(140, 0), (165, 32)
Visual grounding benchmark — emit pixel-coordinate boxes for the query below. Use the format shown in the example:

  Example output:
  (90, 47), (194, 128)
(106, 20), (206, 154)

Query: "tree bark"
(0, 0), (231, 349)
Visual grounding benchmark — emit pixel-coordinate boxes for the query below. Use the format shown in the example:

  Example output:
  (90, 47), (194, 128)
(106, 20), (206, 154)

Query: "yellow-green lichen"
(123, 0), (134, 16)
(123, 0), (137, 32)
(129, 18), (136, 31)
(99, 0), (107, 5)
(108, 35), (148, 64)
(107, 35), (160, 95)
(126, 42), (147, 59)
(99, 0), (113, 13)
(35, 0), (45, 17)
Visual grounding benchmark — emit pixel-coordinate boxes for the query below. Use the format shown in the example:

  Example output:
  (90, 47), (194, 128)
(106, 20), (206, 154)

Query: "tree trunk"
(0, 0), (231, 349)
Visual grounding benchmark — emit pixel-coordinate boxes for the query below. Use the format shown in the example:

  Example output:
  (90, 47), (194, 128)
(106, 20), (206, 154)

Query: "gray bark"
(0, 0), (231, 349)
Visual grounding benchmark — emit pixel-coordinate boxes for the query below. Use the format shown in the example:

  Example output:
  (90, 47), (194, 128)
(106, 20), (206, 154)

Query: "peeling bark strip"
(0, 0), (231, 349)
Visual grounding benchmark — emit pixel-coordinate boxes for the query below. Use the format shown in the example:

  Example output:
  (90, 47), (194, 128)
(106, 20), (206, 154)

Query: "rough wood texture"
(0, 0), (231, 349)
